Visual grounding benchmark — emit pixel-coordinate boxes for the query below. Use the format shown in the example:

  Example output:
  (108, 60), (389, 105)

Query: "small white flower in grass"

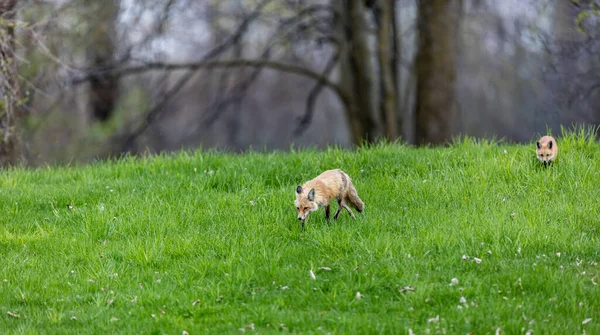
(408, 329), (415, 335)
(407, 254), (412, 259)
(309, 269), (316, 280)
(474, 257), (482, 264)
(487, 250), (492, 255)
(131, 296), (137, 304)
(249, 200), (255, 206)
(503, 149), (508, 155)
(518, 247), (521, 254)
(400, 286), (414, 293)
(525, 330), (533, 335)
(427, 315), (439, 323)
(460, 296), (467, 304)
(450, 278), (459, 286)
(156, 279), (161, 283)
(193, 299), (200, 306)
(457, 305), (463, 310)
(462, 255), (469, 260)
(582, 318), (592, 325)
(71, 316), (77, 321)
(109, 317), (119, 322)
(556, 252), (561, 257)
(183, 331), (189, 335)
(151, 314), (156, 318)
(592, 278), (598, 285)
(355, 292), (363, 299)
(7, 311), (19, 318)
(319, 267), (331, 271)
(239, 323), (255, 332)
(280, 286), (289, 290)
(3, 279), (7, 283)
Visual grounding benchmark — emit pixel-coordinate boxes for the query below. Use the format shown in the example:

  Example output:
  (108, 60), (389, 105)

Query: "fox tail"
(347, 183), (364, 213)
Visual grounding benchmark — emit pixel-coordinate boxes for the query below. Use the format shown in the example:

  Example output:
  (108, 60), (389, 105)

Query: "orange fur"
(536, 135), (558, 164)
(295, 169), (364, 228)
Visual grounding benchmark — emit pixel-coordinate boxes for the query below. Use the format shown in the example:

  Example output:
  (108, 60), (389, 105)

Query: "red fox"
(295, 169), (364, 229)
(536, 135), (558, 164)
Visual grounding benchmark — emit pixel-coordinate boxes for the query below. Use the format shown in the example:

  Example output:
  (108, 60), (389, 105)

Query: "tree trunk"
(414, 0), (459, 145)
(0, 0), (20, 166)
(375, 0), (399, 140)
(87, 0), (119, 122)
(340, 0), (380, 145)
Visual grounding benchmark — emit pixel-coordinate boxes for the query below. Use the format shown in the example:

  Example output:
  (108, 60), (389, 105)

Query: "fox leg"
(325, 205), (331, 221)
(333, 199), (342, 220)
(341, 200), (356, 219)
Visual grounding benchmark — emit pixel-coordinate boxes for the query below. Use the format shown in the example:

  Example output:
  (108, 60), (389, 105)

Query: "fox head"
(295, 186), (318, 221)
(536, 140), (555, 163)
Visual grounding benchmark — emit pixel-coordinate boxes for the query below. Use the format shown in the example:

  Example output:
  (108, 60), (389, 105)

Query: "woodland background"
(0, 0), (599, 166)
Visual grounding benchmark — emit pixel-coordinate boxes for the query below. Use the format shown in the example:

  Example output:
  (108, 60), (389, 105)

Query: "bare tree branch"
(116, 0), (275, 151)
(294, 44), (341, 136)
(96, 1), (344, 153)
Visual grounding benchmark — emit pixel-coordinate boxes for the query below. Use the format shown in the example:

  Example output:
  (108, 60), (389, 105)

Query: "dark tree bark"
(86, 0), (119, 122)
(340, 0), (380, 145)
(0, 0), (20, 166)
(414, 0), (459, 145)
(375, 0), (399, 139)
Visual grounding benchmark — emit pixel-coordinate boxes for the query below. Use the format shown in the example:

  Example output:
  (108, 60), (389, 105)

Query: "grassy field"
(1, 130), (600, 334)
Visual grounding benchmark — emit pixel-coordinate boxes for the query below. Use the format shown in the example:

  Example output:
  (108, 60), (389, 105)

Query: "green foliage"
(1, 132), (600, 333)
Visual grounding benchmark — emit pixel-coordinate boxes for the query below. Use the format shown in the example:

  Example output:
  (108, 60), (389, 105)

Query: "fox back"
(536, 135), (558, 163)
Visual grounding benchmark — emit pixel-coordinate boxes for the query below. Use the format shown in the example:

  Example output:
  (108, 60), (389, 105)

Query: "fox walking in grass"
(295, 169), (364, 229)
(536, 135), (558, 165)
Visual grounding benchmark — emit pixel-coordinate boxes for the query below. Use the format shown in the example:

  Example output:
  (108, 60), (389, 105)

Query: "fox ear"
(308, 188), (316, 201)
(296, 186), (302, 194)
(536, 141), (541, 149)
(548, 141), (553, 149)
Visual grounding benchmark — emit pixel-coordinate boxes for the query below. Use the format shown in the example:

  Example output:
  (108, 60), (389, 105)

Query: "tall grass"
(1, 130), (599, 334)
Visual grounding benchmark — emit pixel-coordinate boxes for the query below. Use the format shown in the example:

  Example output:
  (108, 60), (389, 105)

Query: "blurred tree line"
(0, 0), (599, 166)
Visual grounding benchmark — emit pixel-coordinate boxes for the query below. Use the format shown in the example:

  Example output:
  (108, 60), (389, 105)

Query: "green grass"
(1, 130), (600, 334)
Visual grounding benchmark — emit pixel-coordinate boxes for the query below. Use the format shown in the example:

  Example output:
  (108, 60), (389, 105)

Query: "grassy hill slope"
(1, 131), (599, 334)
